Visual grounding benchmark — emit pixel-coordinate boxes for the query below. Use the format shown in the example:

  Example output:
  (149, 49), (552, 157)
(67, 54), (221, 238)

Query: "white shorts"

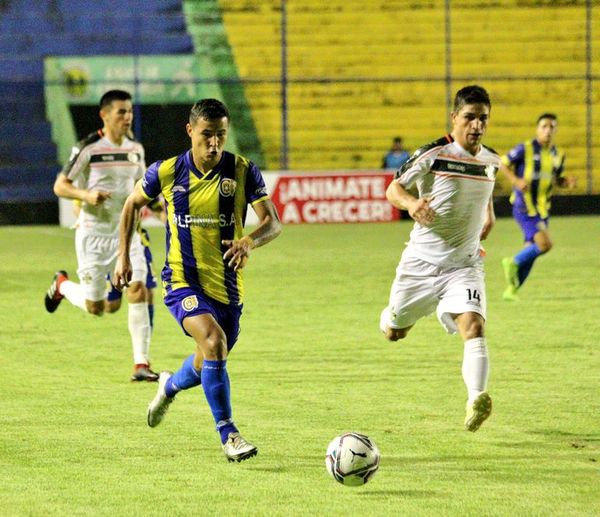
(75, 230), (147, 301)
(383, 250), (487, 334)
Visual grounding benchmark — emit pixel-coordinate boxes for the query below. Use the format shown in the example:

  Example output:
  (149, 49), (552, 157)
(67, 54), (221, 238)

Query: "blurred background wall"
(1, 0), (598, 223)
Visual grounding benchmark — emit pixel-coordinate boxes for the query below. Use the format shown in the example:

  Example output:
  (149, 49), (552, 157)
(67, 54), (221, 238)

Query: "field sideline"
(1, 216), (599, 516)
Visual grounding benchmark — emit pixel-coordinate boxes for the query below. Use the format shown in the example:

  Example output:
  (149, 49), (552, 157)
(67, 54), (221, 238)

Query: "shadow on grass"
(357, 489), (439, 498)
(247, 466), (290, 473)
(382, 454), (540, 466)
(530, 429), (600, 442)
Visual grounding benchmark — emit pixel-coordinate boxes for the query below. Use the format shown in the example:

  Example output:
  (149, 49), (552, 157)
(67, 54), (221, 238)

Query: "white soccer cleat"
(222, 432), (258, 462)
(464, 391), (492, 432)
(147, 372), (174, 428)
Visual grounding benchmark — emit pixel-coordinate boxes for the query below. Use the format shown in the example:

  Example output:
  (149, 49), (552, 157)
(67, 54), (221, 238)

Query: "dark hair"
(453, 85), (491, 112)
(99, 89), (132, 109)
(393, 136), (403, 144)
(189, 98), (230, 125)
(536, 113), (557, 124)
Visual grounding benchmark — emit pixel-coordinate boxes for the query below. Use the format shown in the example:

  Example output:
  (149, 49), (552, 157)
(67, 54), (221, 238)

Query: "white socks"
(128, 302), (151, 365)
(59, 280), (88, 312)
(462, 337), (489, 403)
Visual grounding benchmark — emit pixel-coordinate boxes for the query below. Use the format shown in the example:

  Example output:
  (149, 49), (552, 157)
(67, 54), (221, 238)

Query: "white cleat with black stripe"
(222, 432), (258, 462)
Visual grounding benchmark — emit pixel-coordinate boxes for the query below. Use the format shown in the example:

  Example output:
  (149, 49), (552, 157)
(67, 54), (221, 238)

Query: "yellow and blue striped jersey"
(141, 150), (269, 305)
(502, 139), (565, 218)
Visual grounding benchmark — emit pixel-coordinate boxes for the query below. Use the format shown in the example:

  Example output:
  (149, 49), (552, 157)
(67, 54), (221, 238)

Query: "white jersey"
(395, 135), (501, 268)
(63, 130), (146, 236)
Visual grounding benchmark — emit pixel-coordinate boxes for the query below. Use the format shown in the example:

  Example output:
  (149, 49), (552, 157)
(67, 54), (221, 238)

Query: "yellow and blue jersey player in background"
(500, 113), (575, 301)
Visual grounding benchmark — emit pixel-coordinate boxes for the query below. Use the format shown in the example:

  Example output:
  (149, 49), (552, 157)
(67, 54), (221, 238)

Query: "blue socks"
(514, 244), (542, 286)
(201, 360), (238, 443)
(164, 354), (202, 398)
(164, 356), (238, 443)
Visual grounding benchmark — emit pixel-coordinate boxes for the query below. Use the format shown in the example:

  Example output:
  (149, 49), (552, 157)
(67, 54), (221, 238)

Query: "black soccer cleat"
(44, 270), (68, 313)
(131, 364), (160, 382)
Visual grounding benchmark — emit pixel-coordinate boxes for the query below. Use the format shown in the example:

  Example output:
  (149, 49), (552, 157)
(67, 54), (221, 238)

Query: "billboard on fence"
(268, 171), (399, 224)
(59, 171), (399, 228)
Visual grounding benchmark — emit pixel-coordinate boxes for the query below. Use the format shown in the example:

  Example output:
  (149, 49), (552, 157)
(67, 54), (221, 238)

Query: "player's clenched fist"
(85, 190), (112, 206)
(409, 196), (436, 226)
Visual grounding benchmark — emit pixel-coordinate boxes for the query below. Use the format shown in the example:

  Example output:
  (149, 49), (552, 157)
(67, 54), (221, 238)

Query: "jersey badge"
(219, 178), (237, 197)
(485, 164), (497, 179)
(127, 152), (140, 163)
(181, 295), (199, 312)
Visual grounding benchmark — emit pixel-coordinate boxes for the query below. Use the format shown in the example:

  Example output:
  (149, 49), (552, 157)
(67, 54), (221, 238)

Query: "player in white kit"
(44, 90), (158, 382)
(380, 85), (501, 432)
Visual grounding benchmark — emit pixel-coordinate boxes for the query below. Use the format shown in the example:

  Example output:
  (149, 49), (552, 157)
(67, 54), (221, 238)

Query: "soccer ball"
(325, 432), (380, 486)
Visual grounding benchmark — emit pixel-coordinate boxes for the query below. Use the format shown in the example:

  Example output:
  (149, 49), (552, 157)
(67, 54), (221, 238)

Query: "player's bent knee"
(534, 232), (553, 253)
(104, 299), (121, 313)
(126, 282), (146, 303)
(200, 335), (228, 360)
(385, 327), (409, 341)
(195, 323), (228, 360)
(86, 301), (105, 316)
(457, 315), (485, 340)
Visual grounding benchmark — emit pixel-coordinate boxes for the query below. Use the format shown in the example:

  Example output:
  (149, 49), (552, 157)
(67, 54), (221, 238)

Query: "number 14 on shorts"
(466, 288), (481, 304)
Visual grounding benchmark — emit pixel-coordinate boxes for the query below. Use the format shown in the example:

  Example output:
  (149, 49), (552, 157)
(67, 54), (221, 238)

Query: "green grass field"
(1, 216), (599, 516)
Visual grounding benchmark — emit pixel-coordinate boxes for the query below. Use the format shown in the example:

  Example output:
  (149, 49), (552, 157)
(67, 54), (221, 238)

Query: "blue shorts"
(513, 207), (548, 243)
(140, 228), (158, 290)
(164, 287), (243, 350)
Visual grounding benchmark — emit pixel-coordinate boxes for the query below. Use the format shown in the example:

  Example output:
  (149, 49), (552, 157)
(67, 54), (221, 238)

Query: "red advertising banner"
(270, 172), (399, 224)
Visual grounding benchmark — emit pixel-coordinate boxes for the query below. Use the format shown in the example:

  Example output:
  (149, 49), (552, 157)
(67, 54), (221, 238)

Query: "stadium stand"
(182, 0), (265, 168)
(208, 0), (597, 190)
(0, 0), (192, 223)
(0, 0), (597, 219)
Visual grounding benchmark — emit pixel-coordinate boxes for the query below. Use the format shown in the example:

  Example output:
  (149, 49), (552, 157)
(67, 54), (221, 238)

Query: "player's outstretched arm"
(114, 181), (150, 289)
(222, 199), (282, 271)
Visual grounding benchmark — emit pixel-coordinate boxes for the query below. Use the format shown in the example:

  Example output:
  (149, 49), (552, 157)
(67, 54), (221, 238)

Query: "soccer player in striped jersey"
(44, 90), (158, 382)
(114, 98), (281, 462)
(379, 85), (500, 432)
(500, 114), (574, 301)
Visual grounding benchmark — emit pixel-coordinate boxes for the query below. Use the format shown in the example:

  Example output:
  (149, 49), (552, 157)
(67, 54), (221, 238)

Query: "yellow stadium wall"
(210, 0), (599, 193)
